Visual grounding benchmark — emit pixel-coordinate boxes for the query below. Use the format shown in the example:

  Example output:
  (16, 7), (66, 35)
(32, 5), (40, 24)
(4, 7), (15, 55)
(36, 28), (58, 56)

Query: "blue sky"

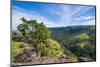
(12, 1), (96, 30)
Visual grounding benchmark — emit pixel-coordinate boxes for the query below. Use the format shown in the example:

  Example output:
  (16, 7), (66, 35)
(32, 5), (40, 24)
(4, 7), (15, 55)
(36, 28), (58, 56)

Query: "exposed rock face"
(15, 47), (41, 63)
(13, 47), (76, 66)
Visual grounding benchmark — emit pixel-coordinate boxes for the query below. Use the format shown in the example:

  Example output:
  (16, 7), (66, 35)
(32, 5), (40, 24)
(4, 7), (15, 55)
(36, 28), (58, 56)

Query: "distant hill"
(49, 25), (95, 37)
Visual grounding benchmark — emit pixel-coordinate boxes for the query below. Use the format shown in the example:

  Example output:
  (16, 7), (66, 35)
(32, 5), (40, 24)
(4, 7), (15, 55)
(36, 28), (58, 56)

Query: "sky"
(12, 0), (96, 31)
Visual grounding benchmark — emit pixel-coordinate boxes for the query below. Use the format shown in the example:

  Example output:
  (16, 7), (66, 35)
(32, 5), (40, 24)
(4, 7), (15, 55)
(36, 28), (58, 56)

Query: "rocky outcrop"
(15, 47), (41, 63)
(13, 47), (77, 66)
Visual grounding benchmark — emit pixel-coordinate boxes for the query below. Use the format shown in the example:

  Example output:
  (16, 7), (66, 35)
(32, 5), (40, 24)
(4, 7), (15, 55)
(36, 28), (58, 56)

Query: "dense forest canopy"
(49, 25), (96, 60)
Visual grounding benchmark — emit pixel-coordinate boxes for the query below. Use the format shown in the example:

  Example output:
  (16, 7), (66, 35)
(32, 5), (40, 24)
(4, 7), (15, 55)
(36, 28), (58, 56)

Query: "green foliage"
(65, 50), (79, 62)
(34, 22), (51, 42)
(12, 42), (24, 62)
(36, 39), (65, 58)
(49, 25), (96, 61)
(79, 42), (90, 48)
(76, 33), (90, 40)
(17, 23), (28, 37)
(79, 42), (87, 48)
(81, 43), (96, 59)
(17, 17), (50, 46)
(12, 41), (32, 62)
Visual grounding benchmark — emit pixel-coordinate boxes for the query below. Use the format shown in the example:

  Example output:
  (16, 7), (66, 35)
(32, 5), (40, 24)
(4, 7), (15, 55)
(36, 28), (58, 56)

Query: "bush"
(36, 39), (65, 58)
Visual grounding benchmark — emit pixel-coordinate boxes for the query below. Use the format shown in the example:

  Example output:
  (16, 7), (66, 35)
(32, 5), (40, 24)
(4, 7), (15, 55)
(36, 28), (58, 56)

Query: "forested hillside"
(49, 25), (96, 61)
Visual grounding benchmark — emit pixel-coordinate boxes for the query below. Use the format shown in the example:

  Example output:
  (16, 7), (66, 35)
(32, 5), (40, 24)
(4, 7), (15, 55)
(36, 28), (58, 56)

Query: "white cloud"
(12, 6), (61, 30)
(44, 5), (94, 26)
(73, 6), (94, 17)
(83, 19), (95, 25)
(80, 16), (95, 20)
(73, 15), (95, 23)
(72, 18), (95, 26)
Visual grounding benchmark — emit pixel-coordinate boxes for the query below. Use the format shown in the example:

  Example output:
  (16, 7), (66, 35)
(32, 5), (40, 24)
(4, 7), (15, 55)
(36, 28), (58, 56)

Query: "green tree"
(17, 17), (29, 37)
(17, 17), (50, 46)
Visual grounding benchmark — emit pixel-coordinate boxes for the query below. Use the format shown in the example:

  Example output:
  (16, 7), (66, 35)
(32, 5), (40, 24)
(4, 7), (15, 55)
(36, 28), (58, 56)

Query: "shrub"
(36, 39), (65, 58)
